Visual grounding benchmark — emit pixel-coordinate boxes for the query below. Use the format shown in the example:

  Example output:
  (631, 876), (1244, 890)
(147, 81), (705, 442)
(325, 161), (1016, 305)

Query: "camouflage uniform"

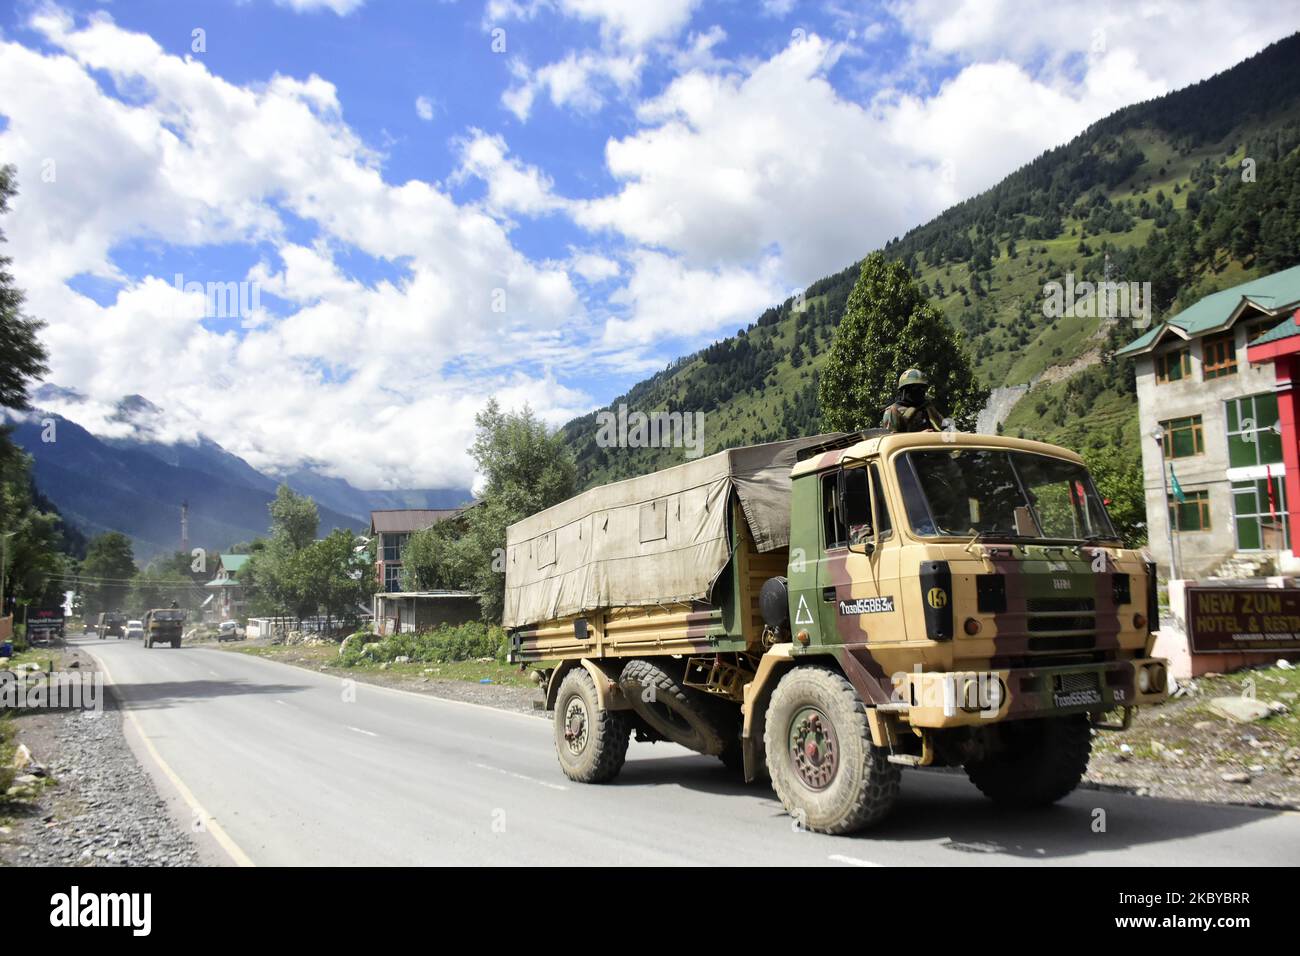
(880, 401), (944, 433)
(880, 368), (945, 433)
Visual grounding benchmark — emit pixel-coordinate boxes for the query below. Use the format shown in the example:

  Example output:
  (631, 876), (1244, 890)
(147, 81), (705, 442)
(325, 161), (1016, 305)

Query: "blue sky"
(1, 0), (1297, 489)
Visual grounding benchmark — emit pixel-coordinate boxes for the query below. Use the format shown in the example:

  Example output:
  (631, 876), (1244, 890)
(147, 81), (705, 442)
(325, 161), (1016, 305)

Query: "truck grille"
(1026, 595), (1095, 642)
(1056, 671), (1101, 695)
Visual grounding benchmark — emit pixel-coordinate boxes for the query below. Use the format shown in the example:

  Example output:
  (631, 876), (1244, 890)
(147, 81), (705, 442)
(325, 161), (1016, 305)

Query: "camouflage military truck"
(141, 608), (186, 649)
(96, 611), (127, 640)
(505, 431), (1169, 834)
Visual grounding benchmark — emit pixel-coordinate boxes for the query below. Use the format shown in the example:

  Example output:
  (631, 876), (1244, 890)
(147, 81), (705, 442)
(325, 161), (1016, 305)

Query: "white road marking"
(473, 762), (569, 791)
(348, 726), (379, 737)
(828, 854), (882, 867)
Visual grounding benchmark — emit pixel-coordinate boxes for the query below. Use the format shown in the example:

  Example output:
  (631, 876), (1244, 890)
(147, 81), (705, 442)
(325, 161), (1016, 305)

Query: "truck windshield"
(896, 449), (1118, 542)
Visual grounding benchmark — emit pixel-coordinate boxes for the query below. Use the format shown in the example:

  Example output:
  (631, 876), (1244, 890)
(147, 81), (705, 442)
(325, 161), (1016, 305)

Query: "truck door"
(815, 463), (907, 647)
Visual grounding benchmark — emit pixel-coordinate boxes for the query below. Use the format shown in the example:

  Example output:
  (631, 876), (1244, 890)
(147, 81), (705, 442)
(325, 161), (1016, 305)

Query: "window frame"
(1225, 393), (1283, 468)
(1155, 346), (1191, 384)
(1201, 331), (1238, 380)
(1167, 489), (1211, 533)
(1159, 415), (1204, 459)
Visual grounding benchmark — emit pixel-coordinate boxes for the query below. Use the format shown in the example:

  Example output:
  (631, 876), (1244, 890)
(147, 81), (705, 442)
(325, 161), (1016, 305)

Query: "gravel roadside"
(0, 650), (203, 867)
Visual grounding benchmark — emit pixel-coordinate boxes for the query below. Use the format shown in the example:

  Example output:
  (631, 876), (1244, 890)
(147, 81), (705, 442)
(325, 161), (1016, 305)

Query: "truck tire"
(963, 714), (1091, 808)
(619, 658), (729, 756)
(765, 666), (901, 834)
(553, 668), (630, 784)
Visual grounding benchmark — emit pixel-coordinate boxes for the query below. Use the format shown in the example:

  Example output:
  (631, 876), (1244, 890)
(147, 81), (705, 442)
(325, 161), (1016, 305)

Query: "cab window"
(822, 471), (845, 548)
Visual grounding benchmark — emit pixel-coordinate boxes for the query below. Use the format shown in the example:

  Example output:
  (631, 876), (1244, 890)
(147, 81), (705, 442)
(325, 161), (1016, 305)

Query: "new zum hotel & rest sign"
(1185, 586), (1300, 652)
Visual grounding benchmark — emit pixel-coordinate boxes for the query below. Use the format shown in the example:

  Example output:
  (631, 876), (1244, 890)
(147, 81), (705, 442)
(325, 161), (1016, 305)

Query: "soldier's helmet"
(898, 368), (928, 388)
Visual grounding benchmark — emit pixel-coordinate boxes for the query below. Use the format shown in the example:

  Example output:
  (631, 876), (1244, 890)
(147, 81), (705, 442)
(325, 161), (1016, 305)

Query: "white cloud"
(569, 250), (621, 282)
(415, 95), (435, 121)
(502, 49), (644, 121)
(603, 250), (786, 346)
(452, 129), (566, 217)
(0, 10), (586, 490)
(570, 3), (1300, 291)
(559, 0), (701, 49)
(273, 0), (367, 15)
(487, 0), (700, 49)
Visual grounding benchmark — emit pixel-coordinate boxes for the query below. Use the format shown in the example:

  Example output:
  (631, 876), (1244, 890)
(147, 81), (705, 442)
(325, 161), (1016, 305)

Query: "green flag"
(1170, 464), (1187, 504)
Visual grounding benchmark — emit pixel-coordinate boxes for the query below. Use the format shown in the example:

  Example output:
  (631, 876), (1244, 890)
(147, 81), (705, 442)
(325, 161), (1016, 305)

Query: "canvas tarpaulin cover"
(503, 435), (842, 629)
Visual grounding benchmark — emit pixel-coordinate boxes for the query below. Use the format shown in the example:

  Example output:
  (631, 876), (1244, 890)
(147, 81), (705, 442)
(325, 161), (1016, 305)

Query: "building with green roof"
(1118, 264), (1300, 579)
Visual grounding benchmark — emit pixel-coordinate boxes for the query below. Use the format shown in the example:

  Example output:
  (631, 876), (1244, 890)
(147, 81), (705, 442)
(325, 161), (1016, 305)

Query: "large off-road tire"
(553, 668), (630, 784)
(963, 714), (1091, 808)
(765, 666), (901, 834)
(619, 658), (730, 756)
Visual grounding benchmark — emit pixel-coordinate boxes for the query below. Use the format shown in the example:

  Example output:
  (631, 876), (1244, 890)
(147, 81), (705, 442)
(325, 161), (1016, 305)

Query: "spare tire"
(760, 576), (790, 630)
(619, 658), (730, 756)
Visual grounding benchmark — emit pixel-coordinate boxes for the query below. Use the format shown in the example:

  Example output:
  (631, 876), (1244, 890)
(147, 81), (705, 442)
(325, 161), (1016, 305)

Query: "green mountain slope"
(561, 33), (1300, 487)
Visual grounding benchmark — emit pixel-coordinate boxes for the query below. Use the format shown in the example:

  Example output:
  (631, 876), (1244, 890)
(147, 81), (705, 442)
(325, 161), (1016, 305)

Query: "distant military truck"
(96, 611), (127, 640)
(505, 431), (1169, 834)
(142, 608), (186, 649)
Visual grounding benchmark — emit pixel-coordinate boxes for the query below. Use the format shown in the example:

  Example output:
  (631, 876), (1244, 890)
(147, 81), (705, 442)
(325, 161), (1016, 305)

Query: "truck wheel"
(619, 658), (729, 756)
(765, 666), (900, 834)
(963, 714), (1091, 808)
(553, 668), (630, 784)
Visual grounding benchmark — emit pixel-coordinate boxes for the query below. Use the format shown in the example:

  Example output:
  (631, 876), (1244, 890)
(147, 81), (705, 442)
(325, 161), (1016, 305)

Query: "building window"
(1202, 332), (1237, 379)
(384, 564), (403, 592)
(1225, 393), (1282, 467)
(1246, 321), (1275, 344)
(1232, 476), (1288, 551)
(1156, 346), (1191, 384)
(1159, 416), (1204, 459)
(1168, 490), (1211, 532)
(382, 532), (409, 563)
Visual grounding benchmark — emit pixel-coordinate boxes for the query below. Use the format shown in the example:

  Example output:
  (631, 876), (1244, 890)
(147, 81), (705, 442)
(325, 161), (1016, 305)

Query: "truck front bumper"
(896, 657), (1169, 729)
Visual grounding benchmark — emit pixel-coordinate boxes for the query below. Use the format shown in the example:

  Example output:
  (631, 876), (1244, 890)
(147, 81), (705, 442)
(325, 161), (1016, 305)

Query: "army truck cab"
(142, 608), (186, 649)
(506, 431), (1168, 834)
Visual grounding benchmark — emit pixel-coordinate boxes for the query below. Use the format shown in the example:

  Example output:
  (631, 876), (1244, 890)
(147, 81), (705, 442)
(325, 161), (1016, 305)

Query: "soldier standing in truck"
(880, 368), (945, 433)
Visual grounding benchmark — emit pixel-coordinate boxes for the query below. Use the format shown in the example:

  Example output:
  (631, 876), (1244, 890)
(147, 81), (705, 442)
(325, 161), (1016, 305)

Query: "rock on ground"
(0, 689), (203, 867)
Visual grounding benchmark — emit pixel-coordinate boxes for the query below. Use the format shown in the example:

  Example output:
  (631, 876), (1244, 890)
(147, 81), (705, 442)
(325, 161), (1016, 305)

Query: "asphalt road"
(75, 636), (1299, 866)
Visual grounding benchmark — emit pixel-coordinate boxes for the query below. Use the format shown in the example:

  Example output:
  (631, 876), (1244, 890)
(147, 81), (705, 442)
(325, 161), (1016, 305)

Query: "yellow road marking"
(87, 648), (256, 868)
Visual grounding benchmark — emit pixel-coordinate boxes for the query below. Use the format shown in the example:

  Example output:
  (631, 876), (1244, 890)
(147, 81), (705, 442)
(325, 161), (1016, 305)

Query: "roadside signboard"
(1185, 586), (1300, 652)
(26, 606), (66, 643)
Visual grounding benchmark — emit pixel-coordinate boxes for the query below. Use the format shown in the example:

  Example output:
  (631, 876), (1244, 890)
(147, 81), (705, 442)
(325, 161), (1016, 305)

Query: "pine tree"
(818, 253), (987, 432)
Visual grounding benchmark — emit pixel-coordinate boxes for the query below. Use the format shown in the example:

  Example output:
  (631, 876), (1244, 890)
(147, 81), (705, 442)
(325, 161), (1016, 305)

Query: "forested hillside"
(561, 33), (1300, 487)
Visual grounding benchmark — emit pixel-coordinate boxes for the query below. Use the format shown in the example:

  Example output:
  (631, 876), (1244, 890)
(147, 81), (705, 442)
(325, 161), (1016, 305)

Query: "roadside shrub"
(0, 715), (15, 796)
(338, 621), (507, 668)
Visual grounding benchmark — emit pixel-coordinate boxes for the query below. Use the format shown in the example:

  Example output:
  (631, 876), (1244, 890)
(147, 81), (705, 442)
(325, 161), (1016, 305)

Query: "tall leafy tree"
(0, 166), (47, 422)
(80, 532), (138, 616)
(404, 399), (576, 622)
(818, 253), (988, 432)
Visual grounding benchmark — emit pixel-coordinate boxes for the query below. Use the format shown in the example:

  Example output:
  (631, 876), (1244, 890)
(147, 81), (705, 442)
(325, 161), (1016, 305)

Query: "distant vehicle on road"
(124, 620), (145, 640)
(96, 611), (127, 640)
(217, 620), (244, 642)
(142, 608), (186, 649)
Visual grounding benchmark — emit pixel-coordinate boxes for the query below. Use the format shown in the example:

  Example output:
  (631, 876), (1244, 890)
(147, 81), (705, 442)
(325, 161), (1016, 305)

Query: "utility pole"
(181, 500), (190, 555)
(1151, 425), (1180, 580)
(0, 531), (12, 620)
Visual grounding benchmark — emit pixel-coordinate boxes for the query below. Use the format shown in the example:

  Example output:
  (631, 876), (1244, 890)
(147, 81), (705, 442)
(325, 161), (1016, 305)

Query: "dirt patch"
(1086, 663), (1300, 808)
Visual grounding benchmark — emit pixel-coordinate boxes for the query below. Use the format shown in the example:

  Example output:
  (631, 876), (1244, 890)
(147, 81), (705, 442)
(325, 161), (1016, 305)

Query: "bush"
(338, 621), (507, 668)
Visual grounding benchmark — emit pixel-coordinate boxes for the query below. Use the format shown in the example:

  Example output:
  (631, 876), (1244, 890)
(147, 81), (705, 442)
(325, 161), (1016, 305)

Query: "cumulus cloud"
(0, 10), (584, 489)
